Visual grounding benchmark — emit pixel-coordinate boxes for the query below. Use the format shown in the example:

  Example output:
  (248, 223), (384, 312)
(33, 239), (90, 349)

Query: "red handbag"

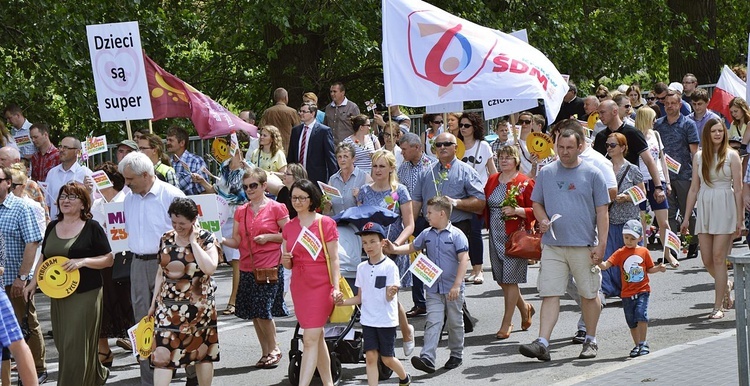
(505, 222), (542, 260)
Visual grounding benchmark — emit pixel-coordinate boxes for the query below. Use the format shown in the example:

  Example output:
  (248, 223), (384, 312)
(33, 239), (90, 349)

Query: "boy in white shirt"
(336, 222), (411, 386)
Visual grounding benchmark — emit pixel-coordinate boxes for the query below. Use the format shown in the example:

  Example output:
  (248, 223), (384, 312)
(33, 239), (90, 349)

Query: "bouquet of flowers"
(499, 180), (529, 220)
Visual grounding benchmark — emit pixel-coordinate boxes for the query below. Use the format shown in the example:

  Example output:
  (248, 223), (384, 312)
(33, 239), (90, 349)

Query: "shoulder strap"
(610, 164), (631, 209)
(319, 218), (334, 286)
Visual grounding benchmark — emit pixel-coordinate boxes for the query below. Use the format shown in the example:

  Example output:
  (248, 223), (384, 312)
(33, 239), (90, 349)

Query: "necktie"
(299, 126), (309, 165)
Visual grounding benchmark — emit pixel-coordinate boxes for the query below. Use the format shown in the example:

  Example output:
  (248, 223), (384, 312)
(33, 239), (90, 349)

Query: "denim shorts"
(622, 292), (650, 328)
(362, 325), (397, 357)
(638, 180), (669, 211)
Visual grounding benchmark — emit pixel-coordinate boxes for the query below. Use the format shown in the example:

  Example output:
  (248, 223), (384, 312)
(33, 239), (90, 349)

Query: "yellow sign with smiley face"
(136, 315), (155, 358)
(211, 138), (230, 163)
(36, 256), (80, 299)
(526, 132), (555, 159)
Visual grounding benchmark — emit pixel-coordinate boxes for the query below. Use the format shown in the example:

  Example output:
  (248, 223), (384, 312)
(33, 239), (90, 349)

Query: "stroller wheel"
(330, 352), (342, 386)
(287, 352), (301, 386)
(377, 355), (393, 381)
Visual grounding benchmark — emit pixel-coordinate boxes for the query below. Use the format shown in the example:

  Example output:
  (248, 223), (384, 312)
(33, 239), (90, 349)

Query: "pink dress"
(282, 215), (339, 328)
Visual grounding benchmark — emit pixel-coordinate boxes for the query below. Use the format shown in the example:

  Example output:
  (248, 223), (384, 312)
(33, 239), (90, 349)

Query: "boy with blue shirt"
(385, 196), (469, 373)
(336, 222), (411, 386)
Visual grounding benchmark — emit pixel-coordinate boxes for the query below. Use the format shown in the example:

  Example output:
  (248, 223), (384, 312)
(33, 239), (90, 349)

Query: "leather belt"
(133, 253), (158, 260)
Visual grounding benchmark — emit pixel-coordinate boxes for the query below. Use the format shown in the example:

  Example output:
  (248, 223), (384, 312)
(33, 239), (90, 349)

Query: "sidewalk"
(555, 330), (739, 385)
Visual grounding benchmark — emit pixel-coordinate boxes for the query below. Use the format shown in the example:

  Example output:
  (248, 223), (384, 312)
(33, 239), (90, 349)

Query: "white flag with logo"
(382, 0), (568, 124)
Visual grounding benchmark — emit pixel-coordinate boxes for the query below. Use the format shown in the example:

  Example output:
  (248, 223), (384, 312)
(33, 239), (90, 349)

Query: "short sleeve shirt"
(654, 115), (699, 181)
(593, 123), (649, 165)
(412, 224), (468, 294)
(413, 158), (485, 223)
(355, 257), (400, 328)
(234, 200), (289, 271)
(461, 140), (494, 185)
(607, 246), (654, 298)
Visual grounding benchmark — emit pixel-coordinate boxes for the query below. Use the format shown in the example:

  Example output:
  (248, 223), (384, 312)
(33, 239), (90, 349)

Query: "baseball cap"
(118, 139), (139, 151)
(622, 219), (643, 238)
(355, 222), (387, 239)
(668, 82), (684, 94)
(729, 136), (742, 144)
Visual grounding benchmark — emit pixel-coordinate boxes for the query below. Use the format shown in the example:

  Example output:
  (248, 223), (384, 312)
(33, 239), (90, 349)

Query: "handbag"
(320, 219), (355, 323)
(245, 206), (281, 285)
(505, 221), (542, 260)
(112, 251), (132, 282)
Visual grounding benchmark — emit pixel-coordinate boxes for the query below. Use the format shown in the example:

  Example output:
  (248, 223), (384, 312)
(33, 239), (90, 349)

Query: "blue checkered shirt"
(172, 150), (209, 195)
(397, 153), (433, 195)
(0, 194), (42, 285)
(0, 290), (23, 346)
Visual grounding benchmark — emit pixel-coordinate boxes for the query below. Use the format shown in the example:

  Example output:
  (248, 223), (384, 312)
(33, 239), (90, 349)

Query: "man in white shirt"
(119, 152), (184, 386)
(44, 137), (93, 219)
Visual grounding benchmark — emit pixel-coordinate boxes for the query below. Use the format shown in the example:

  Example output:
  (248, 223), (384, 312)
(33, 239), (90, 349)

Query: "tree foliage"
(0, 0), (747, 142)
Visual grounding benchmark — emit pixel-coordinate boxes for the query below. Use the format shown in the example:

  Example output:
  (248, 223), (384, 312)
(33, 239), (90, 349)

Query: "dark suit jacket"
(287, 121), (338, 188)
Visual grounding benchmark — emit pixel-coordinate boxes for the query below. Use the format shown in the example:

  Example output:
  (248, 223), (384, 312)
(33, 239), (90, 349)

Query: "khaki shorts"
(537, 245), (601, 299)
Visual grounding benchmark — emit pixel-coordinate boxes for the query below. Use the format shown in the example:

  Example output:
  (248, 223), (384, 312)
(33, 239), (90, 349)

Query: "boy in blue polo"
(336, 222), (411, 386)
(386, 196), (469, 373)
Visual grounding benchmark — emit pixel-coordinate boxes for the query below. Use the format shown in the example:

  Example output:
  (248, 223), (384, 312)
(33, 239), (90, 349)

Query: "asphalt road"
(29, 237), (741, 385)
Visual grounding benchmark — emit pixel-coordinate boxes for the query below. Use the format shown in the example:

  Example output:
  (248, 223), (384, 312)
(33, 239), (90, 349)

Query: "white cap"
(668, 82), (684, 94)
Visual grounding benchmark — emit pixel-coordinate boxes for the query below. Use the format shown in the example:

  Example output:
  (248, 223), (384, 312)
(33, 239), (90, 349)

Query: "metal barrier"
(85, 136), (219, 174)
(728, 254), (750, 386)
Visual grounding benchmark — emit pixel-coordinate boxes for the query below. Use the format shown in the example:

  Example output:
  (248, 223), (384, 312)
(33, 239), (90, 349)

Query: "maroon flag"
(143, 54), (257, 139)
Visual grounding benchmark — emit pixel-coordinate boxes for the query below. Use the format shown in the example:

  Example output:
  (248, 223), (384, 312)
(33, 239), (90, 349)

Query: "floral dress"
(151, 229), (220, 369)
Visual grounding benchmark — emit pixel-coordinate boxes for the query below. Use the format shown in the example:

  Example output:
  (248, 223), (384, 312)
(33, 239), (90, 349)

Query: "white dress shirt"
(123, 179), (185, 255)
(44, 162), (93, 219)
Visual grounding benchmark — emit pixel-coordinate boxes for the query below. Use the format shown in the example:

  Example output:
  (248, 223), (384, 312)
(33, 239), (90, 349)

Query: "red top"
(234, 200), (289, 272)
(483, 172), (536, 235)
(607, 246), (654, 298)
(31, 145), (60, 182)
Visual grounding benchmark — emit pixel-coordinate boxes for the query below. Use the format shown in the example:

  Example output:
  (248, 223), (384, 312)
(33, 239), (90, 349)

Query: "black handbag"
(20, 300), (31, 341)
(112, 251), (133, 282)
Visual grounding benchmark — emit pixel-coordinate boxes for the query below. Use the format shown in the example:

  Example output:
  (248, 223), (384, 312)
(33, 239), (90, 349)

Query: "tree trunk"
(667, 0), (721, 83)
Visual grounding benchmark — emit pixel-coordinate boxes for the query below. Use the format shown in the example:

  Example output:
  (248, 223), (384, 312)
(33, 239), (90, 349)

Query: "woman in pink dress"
(281, 179), (341, 386)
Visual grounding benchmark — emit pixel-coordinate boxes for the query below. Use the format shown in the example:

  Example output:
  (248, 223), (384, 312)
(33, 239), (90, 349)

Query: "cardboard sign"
(317, 181), (342, 198)
(103, 202), (129, 253)
(91, 170), (113, 190)
(86, 135), (108, 156)
(187, 194), (223, 240)
(86, 21), (153, 122)
(407, 253), (443, 288)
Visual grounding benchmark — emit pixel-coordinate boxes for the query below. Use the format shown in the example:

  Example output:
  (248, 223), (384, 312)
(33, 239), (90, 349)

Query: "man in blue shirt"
(165, 126), (209, 196)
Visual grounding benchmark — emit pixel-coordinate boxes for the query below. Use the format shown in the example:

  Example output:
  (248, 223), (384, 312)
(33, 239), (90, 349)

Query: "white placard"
(188, 194), (223, 240)
(482, 98), (539, 120)
(103, 202), (129, 253)
(86, 21), (153, 122)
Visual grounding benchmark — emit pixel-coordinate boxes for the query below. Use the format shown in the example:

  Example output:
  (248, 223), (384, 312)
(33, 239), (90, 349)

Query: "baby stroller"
(287, 206), (399, 385)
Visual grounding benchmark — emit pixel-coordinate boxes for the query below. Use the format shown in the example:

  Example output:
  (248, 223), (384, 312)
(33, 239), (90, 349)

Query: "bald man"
(259, 88), (300, 152)
(44, 137), (93, 219)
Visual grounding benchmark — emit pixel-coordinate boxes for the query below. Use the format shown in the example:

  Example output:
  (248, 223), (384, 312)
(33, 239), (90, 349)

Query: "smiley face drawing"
(211, 138), (230, 163)
(526, 132), (555, 159)
(136, 316), (156, 358)
(36, 256), (80, 299)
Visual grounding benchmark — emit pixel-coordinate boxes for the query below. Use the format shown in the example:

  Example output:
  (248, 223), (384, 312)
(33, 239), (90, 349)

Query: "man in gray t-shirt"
(519, 120), (610, 362)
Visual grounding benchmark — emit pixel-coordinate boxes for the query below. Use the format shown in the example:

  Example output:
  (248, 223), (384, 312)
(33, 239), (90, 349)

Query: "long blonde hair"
(634, 106), (657, 136)
(700, 118), (729, 188)
(371, 149), (398, 192)
(261, 125), (283, 156)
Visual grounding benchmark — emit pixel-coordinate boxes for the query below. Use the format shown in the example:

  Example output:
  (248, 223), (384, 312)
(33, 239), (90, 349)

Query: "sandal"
(629, 345), (641, 358)
(255, 355), (269, 368)
(473, 275), (484, 285)
(723, 281), (734, 310)
(263, 350), (282, 369)
(495, 324), (513, 340)
(708, 309), (724, 320)
(222, 304), (236, 315)
(99, 350), (114, 368)
(521, 303), (535, 331)
(638, 343), (650, 356)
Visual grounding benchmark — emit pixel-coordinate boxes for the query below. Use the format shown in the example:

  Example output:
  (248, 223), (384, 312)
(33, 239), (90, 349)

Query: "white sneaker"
(403, 324), (415, 356)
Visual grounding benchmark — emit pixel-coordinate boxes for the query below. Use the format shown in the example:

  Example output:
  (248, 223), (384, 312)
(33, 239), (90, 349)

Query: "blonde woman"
(682, 119), (742, 320)
(446, 112), (461, 136)
(251, 125), (287, 173)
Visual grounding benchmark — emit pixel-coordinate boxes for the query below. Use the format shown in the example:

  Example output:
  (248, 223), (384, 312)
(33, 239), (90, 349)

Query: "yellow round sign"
(211, 138), (230, 163)
(456, 138), (466, 159)
(136, 315), (155, 358)
(36, 256), (80, 299)
(526, 132), (555, 159)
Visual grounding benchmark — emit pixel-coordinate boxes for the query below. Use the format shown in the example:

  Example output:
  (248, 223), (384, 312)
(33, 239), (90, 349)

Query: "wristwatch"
(17, 274), (30, 281)
(654, 186), (664, 191)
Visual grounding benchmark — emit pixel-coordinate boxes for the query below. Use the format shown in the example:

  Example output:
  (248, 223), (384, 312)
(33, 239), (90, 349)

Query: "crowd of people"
(0, 72), (746, 386)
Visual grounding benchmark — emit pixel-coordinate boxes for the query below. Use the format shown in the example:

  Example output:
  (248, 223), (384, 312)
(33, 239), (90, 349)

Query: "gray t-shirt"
(531, 160), (610, 246)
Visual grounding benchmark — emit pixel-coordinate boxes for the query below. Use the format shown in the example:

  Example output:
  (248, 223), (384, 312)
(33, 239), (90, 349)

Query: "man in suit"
(287, 102), (338, 188)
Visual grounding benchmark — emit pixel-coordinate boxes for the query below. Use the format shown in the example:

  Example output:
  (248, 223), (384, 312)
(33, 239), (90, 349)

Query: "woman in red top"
(281, 179), (341, 386)
(484, 145), (536, 340)
(223, 167), (290, 368)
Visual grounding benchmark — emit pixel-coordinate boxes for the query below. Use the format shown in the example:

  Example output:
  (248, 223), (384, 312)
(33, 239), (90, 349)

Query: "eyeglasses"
(431, 120), (443, 124)
(58, 145), (79, 151)
(242, 182), (260, 190)
(59, 194), (80, 201)
(597, 94), (607, 99)
(646, 97), (656, 101)
(518, 119), (531, 125)
(458, 123), (473, 129)
(298, 109), (311, 114)
(605, 143), (619, 148)
(291, 196), (310, 202)
(622, 104), (632, 109)
(383, 132), (399, 138)
(434, 141), (455, 148)
(10, 182), (22, 190)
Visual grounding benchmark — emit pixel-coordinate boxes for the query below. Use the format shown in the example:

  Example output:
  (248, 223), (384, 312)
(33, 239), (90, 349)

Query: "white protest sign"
(103, 202), (129, 253)
(86, 21), (153, 122)
(482, 98), (539, 120)
(407, 253), (443, 288)
(188, 194), (223, 240)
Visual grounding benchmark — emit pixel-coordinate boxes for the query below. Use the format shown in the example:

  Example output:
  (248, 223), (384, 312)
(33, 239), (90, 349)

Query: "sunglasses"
(646, 97), (656, 101)
(458, 123), (473, 129)
(242, 182), (260, 190)
(605, 143), (619, 148)
(434, 141), (455, 148)
(656, 96), (666, 101)
(431, 120), (443, 124)
(518, 119), (531, 125)
(622, 104), (632, 109)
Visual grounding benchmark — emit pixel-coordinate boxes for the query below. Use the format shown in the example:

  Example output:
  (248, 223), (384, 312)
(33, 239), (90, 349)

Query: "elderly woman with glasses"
(223, 167), (289, 368)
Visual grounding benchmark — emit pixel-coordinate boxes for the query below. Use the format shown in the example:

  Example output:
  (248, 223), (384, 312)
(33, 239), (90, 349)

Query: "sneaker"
(519, 339), (551, 361)
(403, 324), (415, 356)
(399, 373), (412, 386)
(571, 330), (586, 344)
(411, 356), (436, 374)
(444, 356), (462, 370)
(629, 345), (640, 358)
(579, 340), (598, 359)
